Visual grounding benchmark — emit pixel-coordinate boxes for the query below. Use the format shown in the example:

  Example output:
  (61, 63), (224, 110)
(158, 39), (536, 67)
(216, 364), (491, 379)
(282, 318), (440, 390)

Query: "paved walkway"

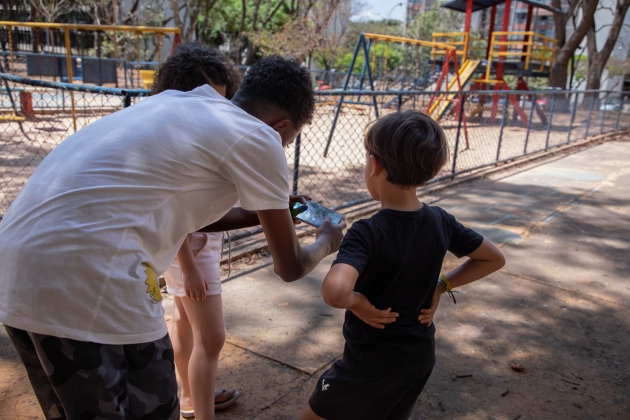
(1, 138), (629, 419)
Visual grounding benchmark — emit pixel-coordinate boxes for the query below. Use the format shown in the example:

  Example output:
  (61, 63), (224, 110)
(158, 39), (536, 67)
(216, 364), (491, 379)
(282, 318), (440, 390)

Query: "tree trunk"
(244, 39), (256, 65)
(585, 0), (630, 90)
(548, 0), (598, 89)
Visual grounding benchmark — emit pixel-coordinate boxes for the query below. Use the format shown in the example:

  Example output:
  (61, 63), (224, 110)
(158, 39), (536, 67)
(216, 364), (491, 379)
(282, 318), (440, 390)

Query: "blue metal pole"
(615, 93), (623, 130)
(584, 92), (595, 139)
(452, 93), (466, 176)
(544, 92), (556, 150)
(496, 92), (509, 161)
(292, 133), (301, 195)
(362, 37), (379, 118)
(567, 92), (578, 143)
(599, 91), (607, 134)
(324, 35), (365, 157)
(523, 92), (536, 154)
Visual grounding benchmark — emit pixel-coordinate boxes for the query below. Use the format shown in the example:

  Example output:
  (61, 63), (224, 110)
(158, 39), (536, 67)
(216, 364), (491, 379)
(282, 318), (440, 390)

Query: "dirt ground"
(1, 136), (628, 419)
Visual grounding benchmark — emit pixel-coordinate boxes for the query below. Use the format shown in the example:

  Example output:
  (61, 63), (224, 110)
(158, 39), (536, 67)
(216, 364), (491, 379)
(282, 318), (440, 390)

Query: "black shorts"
(4, 325), (179, 420)
(309, 360), (433, 420)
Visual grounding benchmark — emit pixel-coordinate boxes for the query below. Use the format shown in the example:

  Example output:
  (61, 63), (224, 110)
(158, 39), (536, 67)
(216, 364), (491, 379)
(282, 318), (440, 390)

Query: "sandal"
(215, 388), (241, 410)
(180, 389), (241, 418)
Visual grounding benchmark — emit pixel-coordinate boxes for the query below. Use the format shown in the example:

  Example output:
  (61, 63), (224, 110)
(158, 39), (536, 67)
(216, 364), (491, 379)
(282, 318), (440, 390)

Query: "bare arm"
(198, 207), (259, 232)
(321, 263), (398, 329)
(257, 209), (345, 282)
(198, 195), (311, 232)
(175, 235), (208, 301)
(419, 239), (505, 325)
(443, 239), (505, 289)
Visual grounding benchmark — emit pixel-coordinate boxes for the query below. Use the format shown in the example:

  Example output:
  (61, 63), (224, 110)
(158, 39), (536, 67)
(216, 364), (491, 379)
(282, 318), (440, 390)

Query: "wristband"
(438, 274), (458, 304)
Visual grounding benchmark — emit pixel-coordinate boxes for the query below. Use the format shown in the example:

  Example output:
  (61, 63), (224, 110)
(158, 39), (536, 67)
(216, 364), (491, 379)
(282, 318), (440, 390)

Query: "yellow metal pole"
(64, 28), (77, 132)
(7, 26), (12, 67)
(485, 35), (494, 81)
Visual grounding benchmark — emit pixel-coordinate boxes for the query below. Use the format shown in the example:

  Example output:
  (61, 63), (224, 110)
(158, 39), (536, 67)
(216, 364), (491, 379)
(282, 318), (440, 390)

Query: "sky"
(351, 0), (406, 22)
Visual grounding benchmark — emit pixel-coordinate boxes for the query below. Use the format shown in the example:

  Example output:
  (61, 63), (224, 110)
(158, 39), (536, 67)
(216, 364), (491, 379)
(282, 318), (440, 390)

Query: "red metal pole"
(465, 0), (473, 33)
(497, 0), (512, 81)
(464, 0), (473, 61)
(521, 4), (533, 60)
(486, 5), (497, 58)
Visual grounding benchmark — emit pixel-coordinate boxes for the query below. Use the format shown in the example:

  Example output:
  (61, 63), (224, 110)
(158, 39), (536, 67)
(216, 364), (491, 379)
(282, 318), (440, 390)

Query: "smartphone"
(292, 200), (343, 228)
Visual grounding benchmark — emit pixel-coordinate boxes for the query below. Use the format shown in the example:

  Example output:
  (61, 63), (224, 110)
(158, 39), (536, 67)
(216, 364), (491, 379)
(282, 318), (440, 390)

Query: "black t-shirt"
(333, 204), (483, 377)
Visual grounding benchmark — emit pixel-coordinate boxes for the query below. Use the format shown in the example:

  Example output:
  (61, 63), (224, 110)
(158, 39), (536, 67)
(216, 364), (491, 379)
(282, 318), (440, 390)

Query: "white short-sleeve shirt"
(0, 85), (289, 344)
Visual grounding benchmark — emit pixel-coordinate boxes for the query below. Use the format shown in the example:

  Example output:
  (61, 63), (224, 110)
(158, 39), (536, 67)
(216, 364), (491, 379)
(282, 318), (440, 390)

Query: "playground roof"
(441, 0), (564, 14)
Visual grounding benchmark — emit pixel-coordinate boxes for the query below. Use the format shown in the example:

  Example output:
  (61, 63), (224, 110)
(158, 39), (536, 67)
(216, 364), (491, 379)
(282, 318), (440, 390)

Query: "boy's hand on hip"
(349, 292), (399, 329)
(183, 265), (210, 302)
(316, 217), (346, 254)
(418, 284), (443, 327)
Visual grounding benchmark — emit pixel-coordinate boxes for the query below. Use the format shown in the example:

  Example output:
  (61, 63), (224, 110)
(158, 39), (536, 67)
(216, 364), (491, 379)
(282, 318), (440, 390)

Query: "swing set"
(324, 32), (471, 156)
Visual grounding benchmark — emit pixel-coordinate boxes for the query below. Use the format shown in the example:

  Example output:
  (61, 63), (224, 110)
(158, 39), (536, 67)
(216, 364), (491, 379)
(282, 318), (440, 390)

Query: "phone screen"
(293, 200), (343, 228)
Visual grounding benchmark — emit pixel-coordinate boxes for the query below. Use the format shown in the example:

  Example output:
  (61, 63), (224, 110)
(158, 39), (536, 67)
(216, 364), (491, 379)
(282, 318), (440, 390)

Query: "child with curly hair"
(150, 42), (241, 418)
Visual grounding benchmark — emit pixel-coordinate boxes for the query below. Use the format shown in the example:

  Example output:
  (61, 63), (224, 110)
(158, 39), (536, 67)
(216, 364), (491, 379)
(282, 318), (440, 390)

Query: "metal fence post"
(123, 92), (131, 108)
(599, 91), (608, 134)
(496, 92), (509, 161)
(452, 93), (466, 176)
(523, 92), (536, 154)
(567, 92), (578, 143)
(615, 93), (624, 130)
(397, 94), (402, 112)
(544, 92), (556, 150)
(584, 92), (595, 139)
(292, 133), (301, 195)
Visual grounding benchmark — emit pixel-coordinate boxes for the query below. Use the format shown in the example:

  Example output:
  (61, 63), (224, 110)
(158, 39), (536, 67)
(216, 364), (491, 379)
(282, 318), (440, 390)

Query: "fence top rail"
(312, 89), (614, 96)
(362, 33), (457, 51)
(0, 73), (616, 98)
(0, 72), (149, 96)
(0, 21), (181, 34)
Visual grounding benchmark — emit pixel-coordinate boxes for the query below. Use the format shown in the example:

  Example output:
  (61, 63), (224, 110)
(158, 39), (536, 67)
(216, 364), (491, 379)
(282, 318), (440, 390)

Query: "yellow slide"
(427, 59), (481, 120)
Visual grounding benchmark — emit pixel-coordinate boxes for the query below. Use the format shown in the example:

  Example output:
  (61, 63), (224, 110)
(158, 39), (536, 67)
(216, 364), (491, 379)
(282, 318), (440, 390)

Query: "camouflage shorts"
(4, 325), (179, 420)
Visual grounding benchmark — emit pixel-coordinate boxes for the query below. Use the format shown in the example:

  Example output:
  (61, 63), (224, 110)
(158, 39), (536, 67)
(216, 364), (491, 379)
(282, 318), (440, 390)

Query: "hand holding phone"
(292, 200), (343, 228)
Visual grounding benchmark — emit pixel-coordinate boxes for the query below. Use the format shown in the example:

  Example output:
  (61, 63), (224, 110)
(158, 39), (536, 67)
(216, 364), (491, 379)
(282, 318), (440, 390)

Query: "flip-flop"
(180, 408), (195, 419)
(215, 389), (241, 410)
(179, 389), (241, 417)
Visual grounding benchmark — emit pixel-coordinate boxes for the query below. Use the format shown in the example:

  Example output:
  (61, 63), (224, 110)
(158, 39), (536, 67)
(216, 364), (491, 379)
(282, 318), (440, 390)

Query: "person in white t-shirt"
(0, 55), (366, 419)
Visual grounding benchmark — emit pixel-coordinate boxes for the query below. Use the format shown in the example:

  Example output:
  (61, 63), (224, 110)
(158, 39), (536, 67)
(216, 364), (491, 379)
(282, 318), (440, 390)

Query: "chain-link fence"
(2, 73), (629, 241)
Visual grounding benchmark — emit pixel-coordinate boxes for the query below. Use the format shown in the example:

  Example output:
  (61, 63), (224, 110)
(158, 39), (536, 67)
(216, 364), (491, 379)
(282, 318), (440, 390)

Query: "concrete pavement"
(1, 138), (628, 419)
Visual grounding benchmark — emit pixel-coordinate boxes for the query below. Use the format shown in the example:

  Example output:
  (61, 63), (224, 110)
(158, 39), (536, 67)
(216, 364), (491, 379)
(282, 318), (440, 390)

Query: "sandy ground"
(1, 136), (629, 419)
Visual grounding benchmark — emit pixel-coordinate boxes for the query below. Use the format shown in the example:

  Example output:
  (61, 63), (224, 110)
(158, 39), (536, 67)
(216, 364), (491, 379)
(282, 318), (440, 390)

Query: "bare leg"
(181, 294), (225, 420)
(171, 296), (194, 411)
(299, 404), (326, 420)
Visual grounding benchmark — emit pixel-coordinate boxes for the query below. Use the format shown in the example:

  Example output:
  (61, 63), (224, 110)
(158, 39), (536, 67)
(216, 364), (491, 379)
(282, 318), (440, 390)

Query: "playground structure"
(325, 32), (470, 156)
(327, 0), (563, 155)
(0, 21), (180, 129)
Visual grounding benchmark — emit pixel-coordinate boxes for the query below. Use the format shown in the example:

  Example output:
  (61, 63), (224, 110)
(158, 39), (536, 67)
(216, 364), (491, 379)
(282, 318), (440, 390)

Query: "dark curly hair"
(364, 111), (448, 188)
(232, 56), (315, 128)
(151, 42), (240, 98)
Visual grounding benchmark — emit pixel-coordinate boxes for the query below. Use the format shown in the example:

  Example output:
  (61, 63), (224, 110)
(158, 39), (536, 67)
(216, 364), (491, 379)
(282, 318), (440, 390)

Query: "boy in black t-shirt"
(299, 111), (506, 420)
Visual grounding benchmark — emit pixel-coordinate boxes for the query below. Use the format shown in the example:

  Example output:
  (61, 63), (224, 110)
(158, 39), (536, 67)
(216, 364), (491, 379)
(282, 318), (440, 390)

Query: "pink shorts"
(164, 232), (223, 297)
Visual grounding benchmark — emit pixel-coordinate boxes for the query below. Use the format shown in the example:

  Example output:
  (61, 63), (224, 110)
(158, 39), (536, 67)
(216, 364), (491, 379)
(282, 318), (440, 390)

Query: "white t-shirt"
(0, 85), (289, 344)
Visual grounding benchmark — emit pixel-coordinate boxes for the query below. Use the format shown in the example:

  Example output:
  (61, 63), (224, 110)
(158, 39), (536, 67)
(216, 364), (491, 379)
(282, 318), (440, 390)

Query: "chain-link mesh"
(0, 73), (147, 214)
(2, 74), (629, 244)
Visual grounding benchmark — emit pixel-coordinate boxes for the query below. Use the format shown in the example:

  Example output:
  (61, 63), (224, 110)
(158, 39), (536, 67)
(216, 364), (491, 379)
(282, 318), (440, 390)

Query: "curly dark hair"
(364, 111), (448, 188)
(232, 56), (315, 127)
(150, 42), (240, 98)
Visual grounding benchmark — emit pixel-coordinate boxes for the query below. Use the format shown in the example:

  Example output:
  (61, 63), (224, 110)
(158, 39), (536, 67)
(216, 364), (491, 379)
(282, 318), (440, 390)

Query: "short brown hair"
(151, 42), (240, 99)
(364, 111), (448, 187)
